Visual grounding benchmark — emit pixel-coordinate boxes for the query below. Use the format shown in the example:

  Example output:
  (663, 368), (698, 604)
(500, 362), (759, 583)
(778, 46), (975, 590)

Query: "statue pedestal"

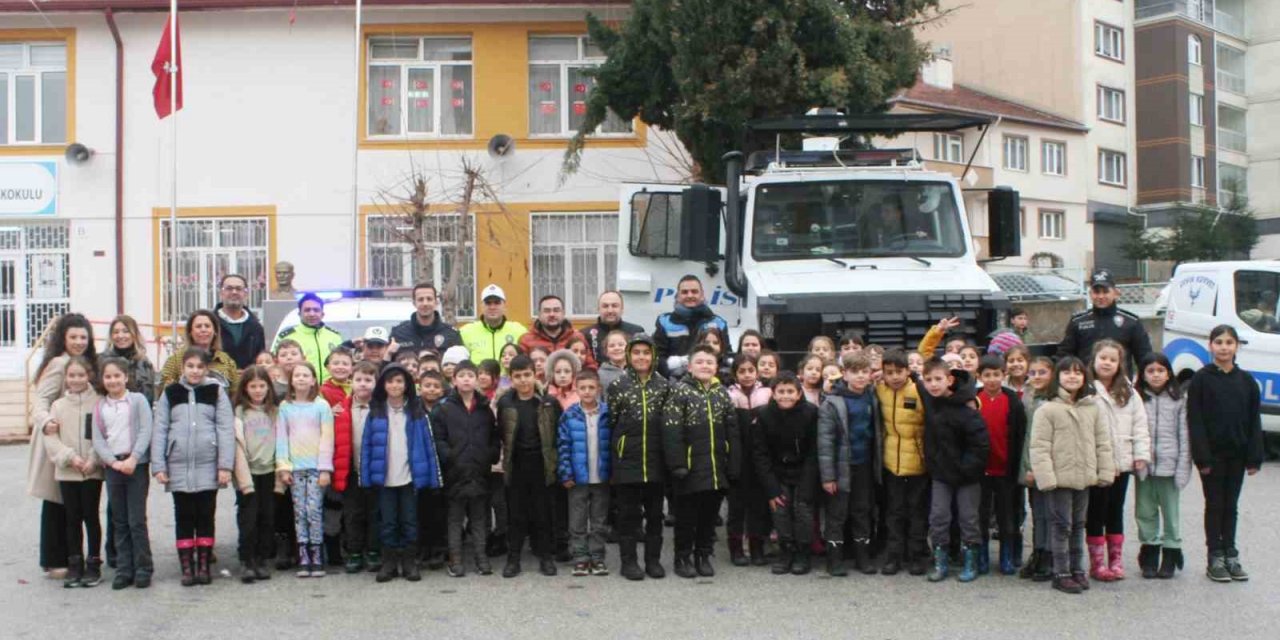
(261, 299), (299, 345)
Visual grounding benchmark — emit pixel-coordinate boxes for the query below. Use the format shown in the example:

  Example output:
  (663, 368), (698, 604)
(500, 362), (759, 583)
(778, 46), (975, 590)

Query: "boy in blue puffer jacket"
(557, 370), (611, 577)
(360, 364), (443, 583)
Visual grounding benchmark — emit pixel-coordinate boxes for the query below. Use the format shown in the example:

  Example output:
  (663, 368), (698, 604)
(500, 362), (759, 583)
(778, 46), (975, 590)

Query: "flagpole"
(349, 0), (362, 288)
(169, 0), (179, 344)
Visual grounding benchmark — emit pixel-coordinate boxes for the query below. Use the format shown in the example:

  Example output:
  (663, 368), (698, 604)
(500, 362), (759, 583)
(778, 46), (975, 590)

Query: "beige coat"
(1029, 391), (1116, 491)
(26, 355), (68, 503)
(43, 388), (104, 482)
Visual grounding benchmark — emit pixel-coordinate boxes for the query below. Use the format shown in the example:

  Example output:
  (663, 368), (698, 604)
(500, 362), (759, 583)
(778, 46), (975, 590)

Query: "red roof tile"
(892, 79), (1088, 132)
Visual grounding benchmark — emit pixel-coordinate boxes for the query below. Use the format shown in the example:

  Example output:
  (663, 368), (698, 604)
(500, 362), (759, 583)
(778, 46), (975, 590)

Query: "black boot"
(82, 556), (103, 588)
(539, 556), (558, 576)
(195, 547), (212, 585)
(694, 551), (715, 577)
(619, 539), (644, 581)
(376, 548), (399, 583)
(402, 549), (423, 582)
(1033, 549), (1053, 582)
(773, 541), (794, 575)
(908, 551), (930, 576)
(644, 536), (666, 579)
(275, 536), (293, 570)
(241, 559), (257, 584)
(674, 553), (696, 579)
(748, 536), (768, 567)
(853, 541), (876, 575)
(178, 547), (195, 587)
(790, 547), (811, 575)
(1019, 550), (1040, 579)
(728, 535), (748, 567)
(1157, 547), (1182, 579)
(254, 556), (272, 581)
(64, 555), (84, 588)
(1139, 544), (1160, 580)
(826, 542), (847, 577)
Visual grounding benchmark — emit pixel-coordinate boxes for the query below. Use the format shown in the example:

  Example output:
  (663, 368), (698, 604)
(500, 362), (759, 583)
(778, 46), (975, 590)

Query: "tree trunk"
(441, 170), (477, 325)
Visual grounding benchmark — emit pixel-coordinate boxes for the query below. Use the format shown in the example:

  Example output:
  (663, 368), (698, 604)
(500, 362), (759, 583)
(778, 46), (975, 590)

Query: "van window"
(1235, 270), (1280, 334)
(629, 191), (682, 257)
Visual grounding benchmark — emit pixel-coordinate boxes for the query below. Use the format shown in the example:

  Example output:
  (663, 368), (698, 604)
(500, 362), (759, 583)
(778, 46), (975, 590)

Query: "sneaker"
(1207, 553), (1231, 582)
(447, 562), (466, 578)
(572, 562), (590, 577)
(591, 560), (609, 576)
(112, 574), (134, 590)
(82, 557), (103, 588)
(345, 552), (365, 574)
(1224, 552), (1249, 582)
(502, 559), (522, 579)
(1071, 571), (1090, 591)
(540, 558), (558, 576)
(134, 574), (152, 589)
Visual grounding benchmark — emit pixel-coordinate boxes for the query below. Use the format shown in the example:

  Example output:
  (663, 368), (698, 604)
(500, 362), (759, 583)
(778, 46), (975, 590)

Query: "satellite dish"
(487, 134), (515, 158)
(65, 143), (93, 165)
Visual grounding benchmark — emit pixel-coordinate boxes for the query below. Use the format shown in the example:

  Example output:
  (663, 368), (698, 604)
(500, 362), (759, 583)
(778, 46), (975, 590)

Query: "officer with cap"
(459, 284), (529, 363)
(362, 325), (393, 363)
(1057, 267), (1153, 370)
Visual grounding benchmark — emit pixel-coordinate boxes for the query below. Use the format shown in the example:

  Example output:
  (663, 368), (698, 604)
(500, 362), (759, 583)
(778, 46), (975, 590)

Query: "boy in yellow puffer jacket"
(876, 348), (929, 576)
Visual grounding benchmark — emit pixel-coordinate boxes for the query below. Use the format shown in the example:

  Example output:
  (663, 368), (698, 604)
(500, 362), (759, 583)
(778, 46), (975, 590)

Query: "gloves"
(666, 355), (689, 376)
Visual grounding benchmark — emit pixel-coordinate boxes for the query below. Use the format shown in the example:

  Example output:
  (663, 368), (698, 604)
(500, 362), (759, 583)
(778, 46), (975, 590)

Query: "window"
(1042, 140), (1066, 176)
(0, 223), (69, 349)
(1219, 163), (1248, 204)
(1191, 155), (1205, 188)
(528, 36), (631, 137)
(367, 36), (473, 138)
(1188, 35), (1202, 65)
(160, 218), (269, 324)
(1003, 135), (1028, 172)
(933, 133), (964, 163)
(1097, 86), (1125, 124)
(0, 42), (67, 145)
(531, 213), (618, 316)
(629, 191), (683, 257)
(366, 214), (475, 317)
(1094, 22), (1124, 61)
(1099, 149), (1127, 186)
(1038, 209), (1065, 240)
(1235, 270), (1280, 334)
(1190, 93), (1204, 127)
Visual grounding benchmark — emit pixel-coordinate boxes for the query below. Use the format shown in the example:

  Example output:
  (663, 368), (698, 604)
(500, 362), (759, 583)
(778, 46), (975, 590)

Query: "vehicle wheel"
(1265, 433), (1280, 461)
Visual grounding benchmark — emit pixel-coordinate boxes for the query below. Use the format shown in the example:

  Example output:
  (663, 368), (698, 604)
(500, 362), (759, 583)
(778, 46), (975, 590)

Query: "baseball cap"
(442, 345), (471, 367)
(1090, 268), (1116, 290)
(481, 284), (506, 302)
(363, 326), (390, 345)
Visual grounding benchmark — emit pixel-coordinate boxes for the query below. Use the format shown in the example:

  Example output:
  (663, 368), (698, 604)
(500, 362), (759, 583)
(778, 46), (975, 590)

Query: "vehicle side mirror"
(988, 186), (1021, 258)
(679, 184), (722, 262)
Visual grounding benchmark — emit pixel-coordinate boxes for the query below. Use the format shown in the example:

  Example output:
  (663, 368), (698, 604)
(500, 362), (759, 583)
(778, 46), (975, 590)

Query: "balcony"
(1219, 128), (1247, 153)
(1217, 70), (1246, 95)
(1134, 0), (1244, 38)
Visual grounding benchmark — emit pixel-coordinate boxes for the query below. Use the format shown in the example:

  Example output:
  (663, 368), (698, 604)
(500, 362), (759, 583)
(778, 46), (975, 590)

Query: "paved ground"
(2, 444), (1277, 639)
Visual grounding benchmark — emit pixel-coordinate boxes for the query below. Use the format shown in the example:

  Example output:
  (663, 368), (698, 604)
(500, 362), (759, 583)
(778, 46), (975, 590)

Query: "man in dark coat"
(1058, 268), (1153, 371)
(390, 283), (462, 355)
(653, 275), (728, 377)
(215, 274), (266, 369)
(584, 291), (644, 365)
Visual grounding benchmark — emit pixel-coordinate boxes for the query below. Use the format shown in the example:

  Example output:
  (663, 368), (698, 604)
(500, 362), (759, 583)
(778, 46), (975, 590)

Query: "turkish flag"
(151, 15), (183, 119)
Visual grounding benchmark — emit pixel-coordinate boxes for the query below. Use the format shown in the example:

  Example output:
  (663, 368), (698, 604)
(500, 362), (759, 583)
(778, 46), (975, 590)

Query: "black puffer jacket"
(663, 374), (738, 495)
(921, 370), (990, 486)
(433, 390), (499, 499)
(390, 311), (462, 354)
(606, 335), (672, 485)
(752, 400), (819, 502)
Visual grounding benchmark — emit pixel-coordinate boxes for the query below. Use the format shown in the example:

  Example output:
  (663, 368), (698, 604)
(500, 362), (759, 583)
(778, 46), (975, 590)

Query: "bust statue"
(271, 261), (296, 299)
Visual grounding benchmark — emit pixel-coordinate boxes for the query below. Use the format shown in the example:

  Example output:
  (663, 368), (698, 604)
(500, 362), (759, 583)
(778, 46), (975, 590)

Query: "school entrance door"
(0, 223), (70, 379)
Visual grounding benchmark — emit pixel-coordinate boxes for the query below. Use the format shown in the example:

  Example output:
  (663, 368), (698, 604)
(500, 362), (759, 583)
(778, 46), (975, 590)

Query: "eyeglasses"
(221, 285), (246, 293)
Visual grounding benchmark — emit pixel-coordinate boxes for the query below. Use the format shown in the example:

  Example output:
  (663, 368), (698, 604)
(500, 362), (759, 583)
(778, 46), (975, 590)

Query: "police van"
(268, 290), (414, 347)
(1162, 261), (1280, 443)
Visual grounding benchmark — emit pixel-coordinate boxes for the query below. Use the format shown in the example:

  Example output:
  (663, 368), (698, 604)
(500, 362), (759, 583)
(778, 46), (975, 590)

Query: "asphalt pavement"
(2, 443), (1277, 639)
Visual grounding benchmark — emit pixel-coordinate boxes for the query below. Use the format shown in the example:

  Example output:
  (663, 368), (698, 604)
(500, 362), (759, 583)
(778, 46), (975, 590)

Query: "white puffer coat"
(1094, 380), (1151, 477)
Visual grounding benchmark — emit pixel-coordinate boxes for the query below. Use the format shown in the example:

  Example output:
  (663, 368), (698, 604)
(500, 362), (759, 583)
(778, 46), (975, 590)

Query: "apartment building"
(1134, 0), (1280, 258)
(923, 0), (1141, 277)
(0, 1), (678, 378)
(888, 56), (1094, 270)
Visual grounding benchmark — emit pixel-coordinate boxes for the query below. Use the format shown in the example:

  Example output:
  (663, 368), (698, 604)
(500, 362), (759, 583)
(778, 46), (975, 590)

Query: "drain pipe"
(105, 8), (125, 314)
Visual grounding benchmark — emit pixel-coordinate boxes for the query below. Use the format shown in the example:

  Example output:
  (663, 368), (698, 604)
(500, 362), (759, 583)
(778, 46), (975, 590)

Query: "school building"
(0, 0), (689, 382)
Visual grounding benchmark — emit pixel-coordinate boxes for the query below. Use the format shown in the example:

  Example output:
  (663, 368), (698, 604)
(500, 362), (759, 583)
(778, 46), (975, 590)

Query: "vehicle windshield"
(750, 180), (966, 261)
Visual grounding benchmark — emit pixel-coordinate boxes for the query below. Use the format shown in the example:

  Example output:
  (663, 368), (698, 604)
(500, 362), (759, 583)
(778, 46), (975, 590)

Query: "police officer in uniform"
(1057, 268), (1153, 370)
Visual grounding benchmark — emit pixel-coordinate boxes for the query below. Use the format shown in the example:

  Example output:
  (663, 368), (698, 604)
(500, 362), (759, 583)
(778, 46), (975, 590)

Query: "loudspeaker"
(988, 186), (1021, 258)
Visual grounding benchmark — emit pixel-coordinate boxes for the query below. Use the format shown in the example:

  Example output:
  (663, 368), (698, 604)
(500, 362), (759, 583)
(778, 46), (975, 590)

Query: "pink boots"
(1106, 534), (1126, 580)
(1087, 536), (1115, 582)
